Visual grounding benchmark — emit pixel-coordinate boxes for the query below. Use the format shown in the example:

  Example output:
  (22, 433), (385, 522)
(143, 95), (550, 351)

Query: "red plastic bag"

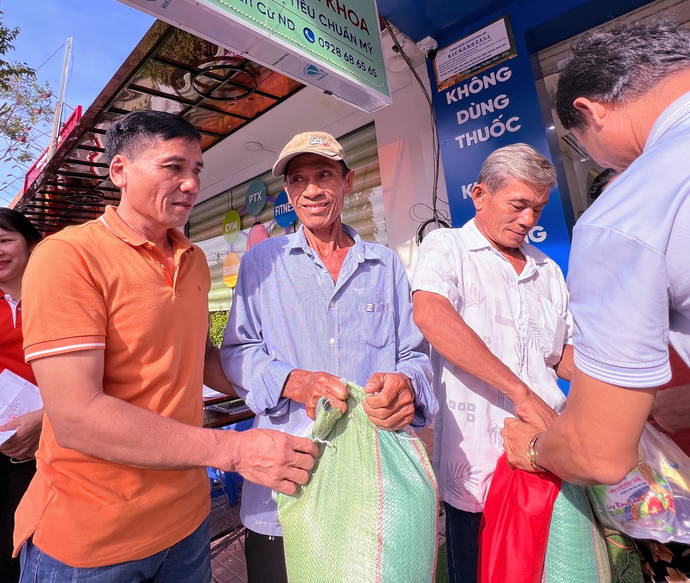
(478, 454), (561, 583)
(653, 345), (690, 454)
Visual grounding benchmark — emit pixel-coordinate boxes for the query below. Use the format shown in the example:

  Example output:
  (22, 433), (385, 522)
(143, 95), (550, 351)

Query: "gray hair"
(556, 18), (690, 130)
(476, 143), (556, 195)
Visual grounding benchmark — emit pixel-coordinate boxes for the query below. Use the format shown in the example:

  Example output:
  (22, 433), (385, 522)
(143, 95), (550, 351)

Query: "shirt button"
(329, 301), (335, 308)
(329, 338), (335, 345)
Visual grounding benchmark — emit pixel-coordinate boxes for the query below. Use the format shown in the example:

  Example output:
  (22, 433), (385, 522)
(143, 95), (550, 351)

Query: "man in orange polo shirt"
(14, 111), (319, 582)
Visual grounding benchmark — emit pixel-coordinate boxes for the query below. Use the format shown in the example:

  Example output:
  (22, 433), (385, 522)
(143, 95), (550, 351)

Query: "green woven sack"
(543, 482), (612, 583)
(276, 382), (439, 583)
(599, 528), (644, 583)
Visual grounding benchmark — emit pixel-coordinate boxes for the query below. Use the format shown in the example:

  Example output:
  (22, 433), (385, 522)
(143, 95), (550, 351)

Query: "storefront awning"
(13, 20), (304, 232)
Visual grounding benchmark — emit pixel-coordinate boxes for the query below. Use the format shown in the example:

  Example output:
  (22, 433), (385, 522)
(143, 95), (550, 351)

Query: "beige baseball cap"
(272, 131), (348, 177)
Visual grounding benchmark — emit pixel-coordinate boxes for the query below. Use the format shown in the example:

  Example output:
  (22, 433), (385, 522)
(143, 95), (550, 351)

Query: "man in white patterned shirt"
(412, 143), (573, 583)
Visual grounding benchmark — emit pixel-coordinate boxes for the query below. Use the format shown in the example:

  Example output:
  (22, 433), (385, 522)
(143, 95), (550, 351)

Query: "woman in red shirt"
(0, 208), (43, 583)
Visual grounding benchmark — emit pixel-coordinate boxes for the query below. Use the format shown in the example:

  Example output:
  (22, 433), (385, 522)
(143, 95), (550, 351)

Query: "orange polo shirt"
(15, 206), (211, 567)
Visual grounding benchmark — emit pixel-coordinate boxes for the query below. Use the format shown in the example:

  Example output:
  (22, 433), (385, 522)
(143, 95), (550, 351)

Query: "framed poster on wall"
(434, 15), (517, 92)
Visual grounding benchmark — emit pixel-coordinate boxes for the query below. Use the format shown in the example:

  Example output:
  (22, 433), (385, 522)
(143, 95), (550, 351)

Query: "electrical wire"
(0, 47), (65, 185)
(35, 43), (66, 73)
(0, 176), (21, 195)
(381, 17), (450, 244)
(0, 44), (64, 204)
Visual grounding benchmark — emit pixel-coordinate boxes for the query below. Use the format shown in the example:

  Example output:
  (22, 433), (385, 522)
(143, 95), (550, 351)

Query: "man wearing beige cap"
(221, 131), (436, 583)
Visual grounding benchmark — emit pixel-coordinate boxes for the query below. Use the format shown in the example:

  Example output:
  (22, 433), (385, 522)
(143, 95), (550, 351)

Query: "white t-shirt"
(412, 219), (570, 512)
(569, 91), (690, 387)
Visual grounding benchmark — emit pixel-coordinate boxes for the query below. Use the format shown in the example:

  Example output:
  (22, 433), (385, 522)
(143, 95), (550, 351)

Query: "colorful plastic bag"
(588, 423), (690, 544)
(276, 382), (439, 583)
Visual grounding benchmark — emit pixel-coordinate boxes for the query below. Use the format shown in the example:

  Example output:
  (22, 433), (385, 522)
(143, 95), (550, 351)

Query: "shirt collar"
(463, 218), (548, 264)
(519, 240), (549, 265)
(646, 90), (690, 150)
(98, 206), (194, 253)
(287, 223), (379, 262)
(463, 219), (494, 252)
(0, 288), (19, 302)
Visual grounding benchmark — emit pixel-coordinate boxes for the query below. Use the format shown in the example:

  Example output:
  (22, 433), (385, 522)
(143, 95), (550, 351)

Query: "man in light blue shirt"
(221, 131), (435, 583)
(501, 20), (690, 577)
(502, 20), (690, 483)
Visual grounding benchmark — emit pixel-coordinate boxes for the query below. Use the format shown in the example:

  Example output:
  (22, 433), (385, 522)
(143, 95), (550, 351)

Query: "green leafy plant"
(0, 8), (33, 90)
(209, 310), (229, 347)
(0, 74), (53, 162)
(0, 5), (53, 194)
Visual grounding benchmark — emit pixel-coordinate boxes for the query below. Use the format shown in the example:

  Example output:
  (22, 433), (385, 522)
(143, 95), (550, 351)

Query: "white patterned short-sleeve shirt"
(412, 219), (570, 512)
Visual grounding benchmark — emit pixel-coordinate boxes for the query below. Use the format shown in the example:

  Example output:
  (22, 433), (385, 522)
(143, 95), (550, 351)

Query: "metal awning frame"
(14, 20), (303, 232)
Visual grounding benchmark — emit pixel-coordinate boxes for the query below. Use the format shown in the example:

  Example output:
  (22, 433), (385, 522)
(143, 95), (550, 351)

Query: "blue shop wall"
(416, 0), (654, 275)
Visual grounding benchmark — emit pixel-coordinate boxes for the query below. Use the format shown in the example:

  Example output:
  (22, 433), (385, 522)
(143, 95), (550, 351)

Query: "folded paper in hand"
(0, 369), (42, 446)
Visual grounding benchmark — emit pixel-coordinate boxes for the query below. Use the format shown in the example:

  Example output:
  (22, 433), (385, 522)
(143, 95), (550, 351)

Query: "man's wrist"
(528, 432), (549, 472)
(390, 371), (412, 386)
(282, 369), (309, 402)
(216, 428), (243, 473)
(508, 382), (531, 405)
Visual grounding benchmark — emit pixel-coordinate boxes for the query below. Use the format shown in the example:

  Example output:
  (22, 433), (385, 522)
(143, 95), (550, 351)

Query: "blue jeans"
(445, 502), (482, 583)
(19, 516), (211, 583)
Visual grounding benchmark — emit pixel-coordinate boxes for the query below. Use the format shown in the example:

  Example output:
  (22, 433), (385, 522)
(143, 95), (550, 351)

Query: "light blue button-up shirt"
(221, 224), (435, 535)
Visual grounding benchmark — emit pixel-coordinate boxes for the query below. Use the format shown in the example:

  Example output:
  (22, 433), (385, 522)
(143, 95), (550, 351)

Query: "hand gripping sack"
(588, 423), (690, 543)
(276, 381), (439, 583)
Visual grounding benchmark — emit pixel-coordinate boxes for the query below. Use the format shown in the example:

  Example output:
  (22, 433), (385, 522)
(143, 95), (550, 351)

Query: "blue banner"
(430, 19), (572, 274)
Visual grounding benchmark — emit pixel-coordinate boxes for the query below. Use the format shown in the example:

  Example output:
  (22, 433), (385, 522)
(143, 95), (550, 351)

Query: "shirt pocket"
(539, 297), (568, 364)
(358, 303), (395, 349)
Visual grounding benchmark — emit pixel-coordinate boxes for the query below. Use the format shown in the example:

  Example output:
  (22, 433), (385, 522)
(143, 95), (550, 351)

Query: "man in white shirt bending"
(412, 143), (573, 583)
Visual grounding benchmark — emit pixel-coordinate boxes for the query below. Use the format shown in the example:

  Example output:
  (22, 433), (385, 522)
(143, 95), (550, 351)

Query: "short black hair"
(556, 18), (690, 130)
(104, 110), (201, 164)
(0, 208), (42, 249)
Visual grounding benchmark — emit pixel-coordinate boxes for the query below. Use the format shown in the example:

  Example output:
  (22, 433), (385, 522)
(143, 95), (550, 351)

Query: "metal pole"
(47, 37), (72, 160)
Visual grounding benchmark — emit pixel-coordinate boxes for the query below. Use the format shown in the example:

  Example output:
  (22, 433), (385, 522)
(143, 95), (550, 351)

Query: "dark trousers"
(445, 502), (482, 583)
(0, 455), (35, 583)
(244, 529), (288, 583)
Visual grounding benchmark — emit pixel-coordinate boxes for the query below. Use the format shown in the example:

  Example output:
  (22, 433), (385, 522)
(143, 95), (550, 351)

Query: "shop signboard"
(274, 189), (297, 227)
(222, 252), (241, 287)
(222, 209), (241, 243)
(117, 0), (391, 113)
(246, 179), (267, 216)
